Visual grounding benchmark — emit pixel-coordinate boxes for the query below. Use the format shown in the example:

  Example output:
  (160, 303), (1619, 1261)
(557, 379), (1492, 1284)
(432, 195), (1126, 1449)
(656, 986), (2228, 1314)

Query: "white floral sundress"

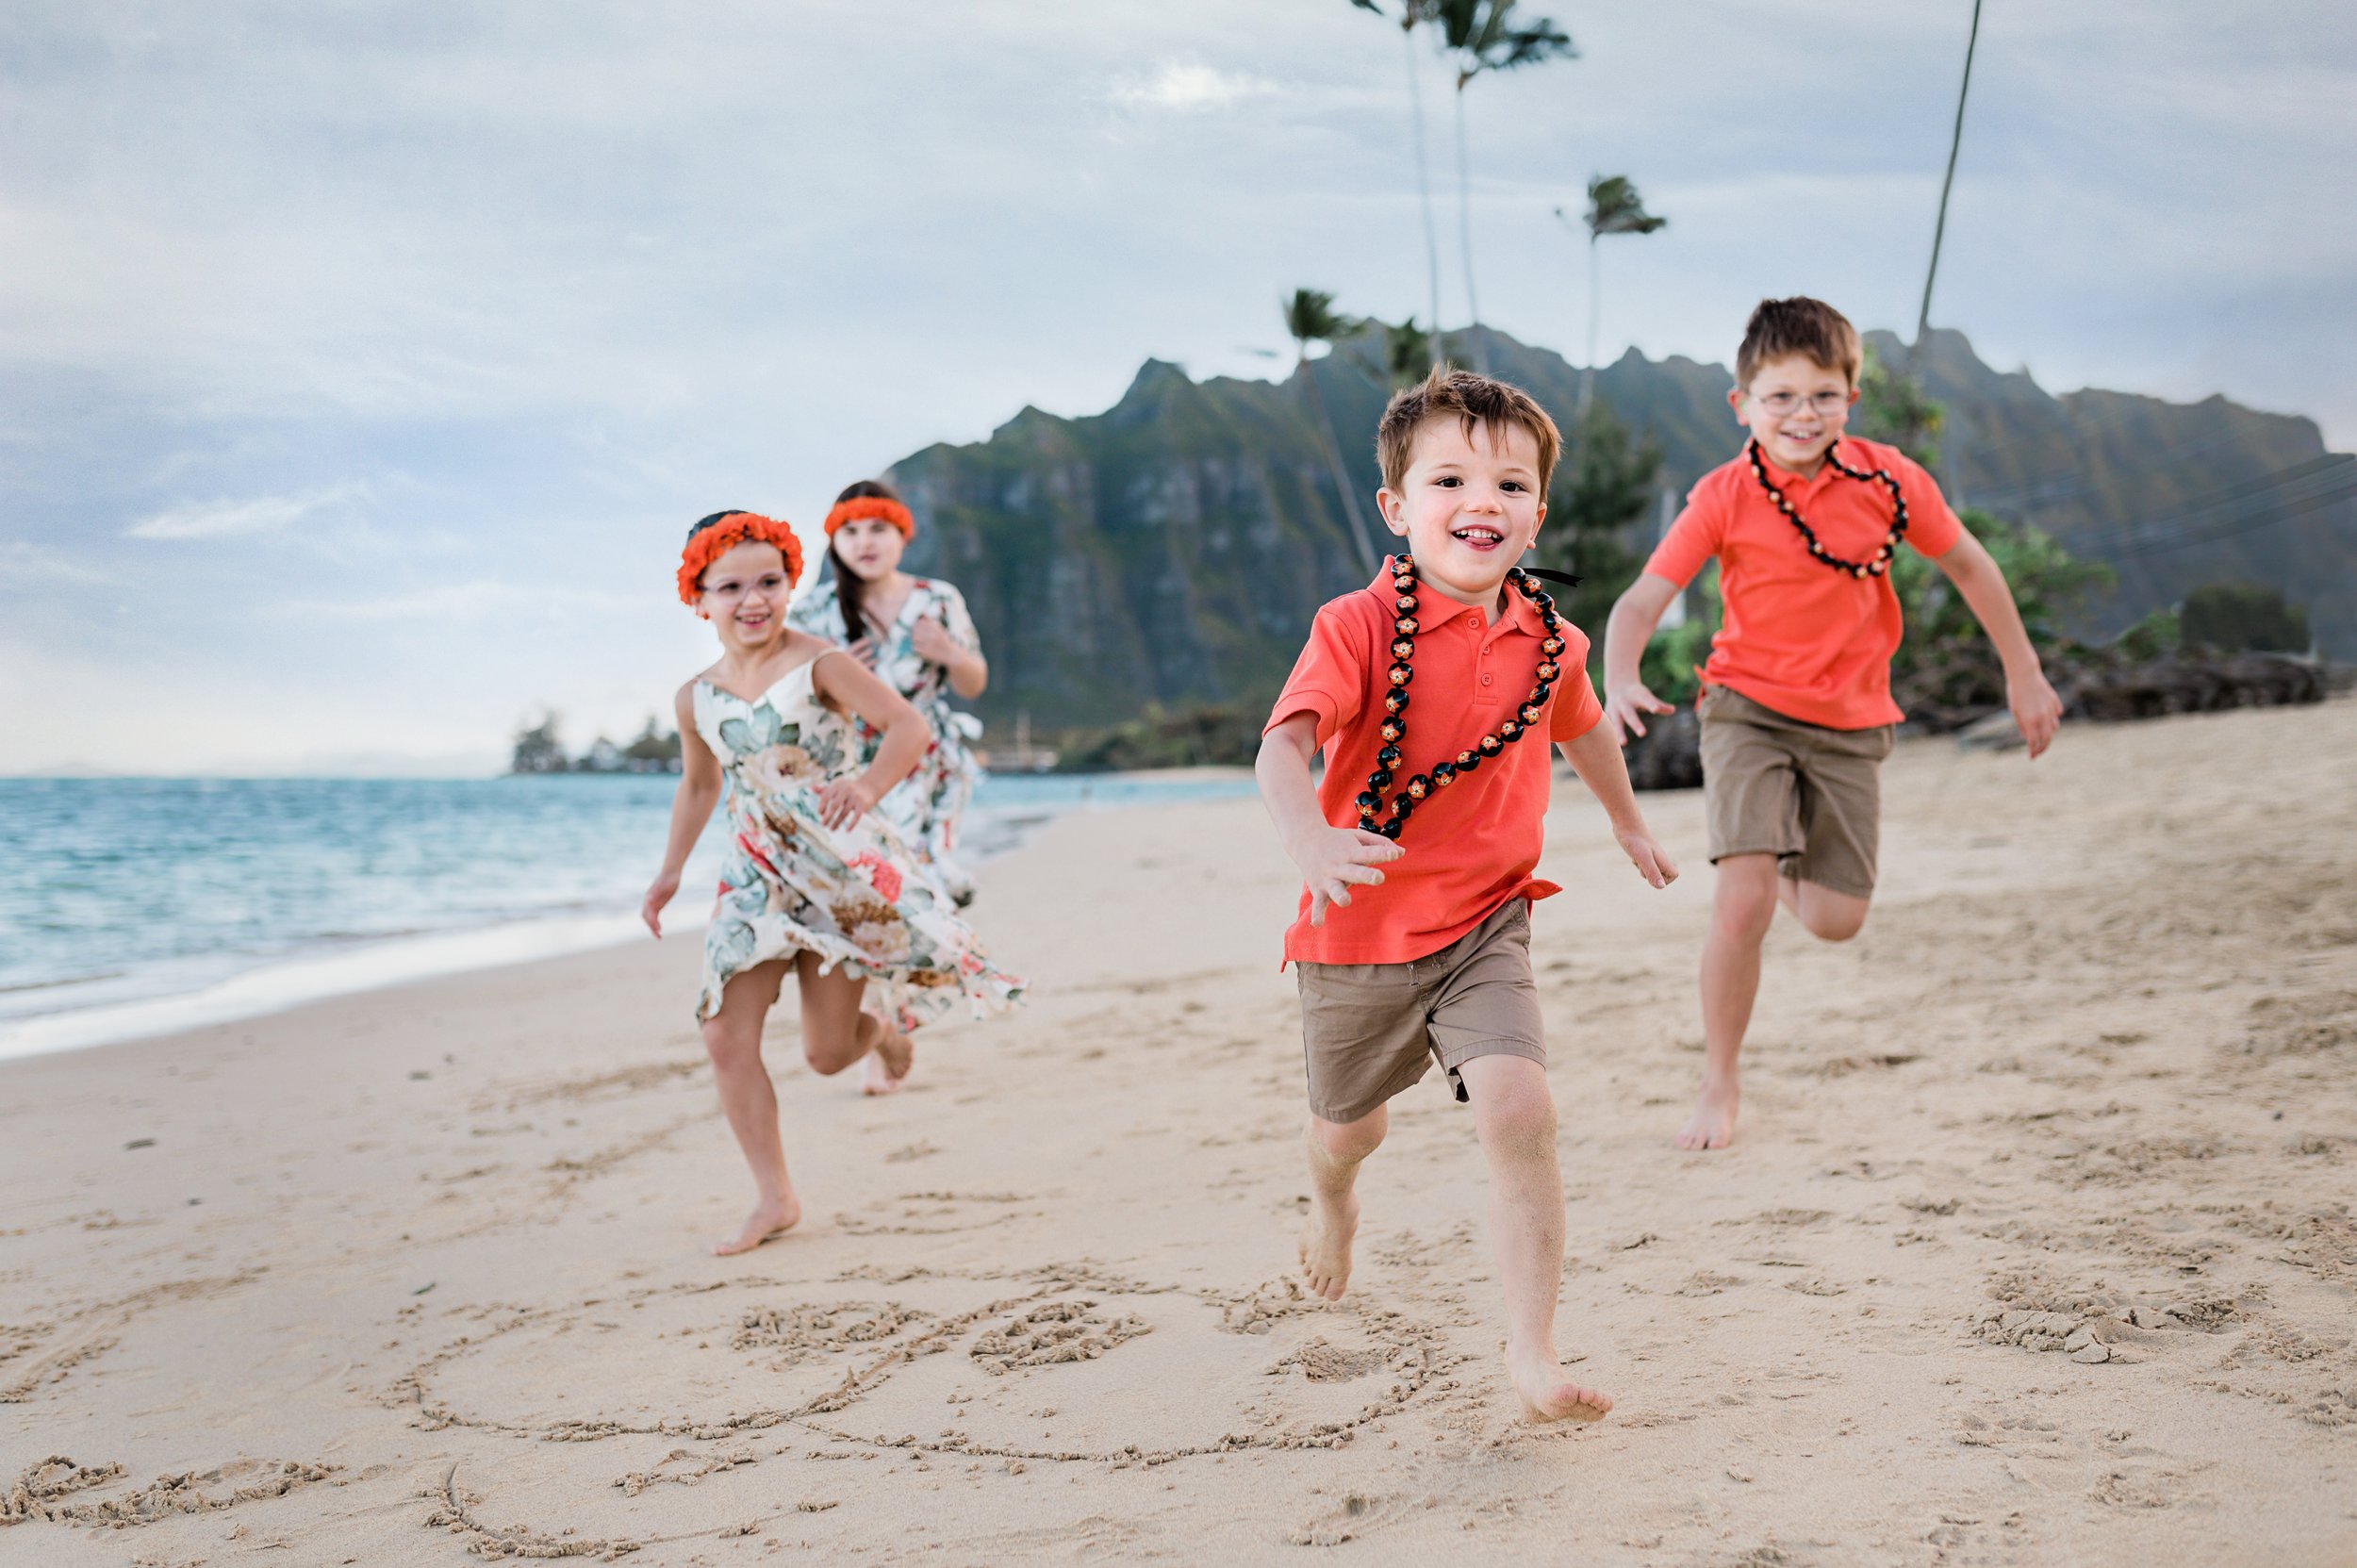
(787, 575), (985, 899)
(691, 655), (1022, 1032)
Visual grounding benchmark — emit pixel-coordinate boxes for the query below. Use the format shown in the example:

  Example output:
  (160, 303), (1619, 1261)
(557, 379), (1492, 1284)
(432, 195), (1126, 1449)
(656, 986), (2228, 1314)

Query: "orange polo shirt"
(1265, 564), (1604, 966)
(1644, 436), (1965, 730)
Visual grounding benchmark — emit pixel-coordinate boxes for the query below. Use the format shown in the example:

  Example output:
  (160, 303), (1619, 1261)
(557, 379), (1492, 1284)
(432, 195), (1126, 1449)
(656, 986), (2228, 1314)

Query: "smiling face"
(1376, 416), (1547, 610)
(696, 539), (794, 651)
(1733, 352), (1858, 475)
(830, 516), (908, 584)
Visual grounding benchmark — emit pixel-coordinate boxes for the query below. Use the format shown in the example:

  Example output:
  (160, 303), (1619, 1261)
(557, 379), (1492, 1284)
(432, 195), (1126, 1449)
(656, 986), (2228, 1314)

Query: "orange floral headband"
(822, 495), (915, 538)
(676, 511), (804, 605)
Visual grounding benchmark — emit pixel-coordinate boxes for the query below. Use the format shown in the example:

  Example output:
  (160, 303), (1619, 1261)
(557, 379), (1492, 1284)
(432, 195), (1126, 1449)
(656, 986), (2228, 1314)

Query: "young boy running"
(1600, 297), (2062, 1152)
(1257, 368), (1677, 1424)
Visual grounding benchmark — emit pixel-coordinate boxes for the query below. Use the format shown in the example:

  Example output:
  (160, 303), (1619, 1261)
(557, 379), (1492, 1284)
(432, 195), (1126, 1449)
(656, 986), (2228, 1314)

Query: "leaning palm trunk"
(1452, 86), (1487, 371)
(1581, 233), (1600, 414)
(1302, 358), (1382, 576)
(1405, 28), (1443, 371)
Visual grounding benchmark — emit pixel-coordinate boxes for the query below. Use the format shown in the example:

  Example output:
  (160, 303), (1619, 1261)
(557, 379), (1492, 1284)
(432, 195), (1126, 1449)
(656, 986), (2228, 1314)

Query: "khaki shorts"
(1294, 900), (1545, 1125)
(1699, 685), (1895, 899)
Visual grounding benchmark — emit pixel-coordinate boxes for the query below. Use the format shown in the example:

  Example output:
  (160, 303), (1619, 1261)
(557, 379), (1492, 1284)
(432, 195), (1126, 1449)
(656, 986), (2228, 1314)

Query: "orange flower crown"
(676, 511), (804, 605)
(822, 495), (915, 538)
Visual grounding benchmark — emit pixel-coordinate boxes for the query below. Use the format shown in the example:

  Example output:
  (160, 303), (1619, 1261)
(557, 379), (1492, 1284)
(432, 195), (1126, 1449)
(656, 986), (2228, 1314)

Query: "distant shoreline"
(0, 768), (1257, 1062)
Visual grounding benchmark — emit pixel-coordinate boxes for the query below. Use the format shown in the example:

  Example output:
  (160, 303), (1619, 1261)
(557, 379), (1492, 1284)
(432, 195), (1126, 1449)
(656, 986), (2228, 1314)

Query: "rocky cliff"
(886, 326), (2352, 731)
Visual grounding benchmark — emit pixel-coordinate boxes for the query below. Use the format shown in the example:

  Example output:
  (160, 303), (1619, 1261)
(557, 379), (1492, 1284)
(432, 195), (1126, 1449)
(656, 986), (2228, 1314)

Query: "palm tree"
(1433, 0), (1574, 371)
(1915, 0), (1985, 358)
(1349, 1), (1445, 371)
(1563, 174), (1665, 415)
(1284, 288), (1383, 575)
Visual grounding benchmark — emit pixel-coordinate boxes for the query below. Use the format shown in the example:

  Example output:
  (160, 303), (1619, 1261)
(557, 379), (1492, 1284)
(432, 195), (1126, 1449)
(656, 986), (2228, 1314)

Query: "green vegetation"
(1536, 399), (1659, 634)
(1054, 703), (1261, 773)
(1852, 345), (1944, 469)
(2180, 582), (2310, 654)
(508, 714), (682, 775)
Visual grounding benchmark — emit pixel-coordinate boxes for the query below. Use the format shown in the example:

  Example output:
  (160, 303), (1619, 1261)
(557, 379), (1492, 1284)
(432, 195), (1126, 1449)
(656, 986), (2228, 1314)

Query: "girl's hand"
(1603, 681), (1674, 745)
(909, 615), (957, 666)
(642, 869), (681, 937)
(1613, 825), (1678, 889)
(848, 635), (879, 670)
(816, 776), (882, 831)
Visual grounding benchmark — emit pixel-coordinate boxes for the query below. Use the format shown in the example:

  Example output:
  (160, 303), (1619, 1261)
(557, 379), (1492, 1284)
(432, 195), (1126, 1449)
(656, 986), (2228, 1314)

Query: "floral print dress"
(788, 576), (985, 900)
(692, 655), (1022, 1032)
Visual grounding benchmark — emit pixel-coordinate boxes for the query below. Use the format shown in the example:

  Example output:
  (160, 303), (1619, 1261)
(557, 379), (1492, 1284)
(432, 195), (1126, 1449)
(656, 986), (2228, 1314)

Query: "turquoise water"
(0, 770), (1256, 1048)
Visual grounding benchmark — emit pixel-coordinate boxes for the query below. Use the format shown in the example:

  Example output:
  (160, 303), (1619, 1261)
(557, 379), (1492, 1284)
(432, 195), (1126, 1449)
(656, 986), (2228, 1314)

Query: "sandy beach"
(3, 700), (2352, 1565)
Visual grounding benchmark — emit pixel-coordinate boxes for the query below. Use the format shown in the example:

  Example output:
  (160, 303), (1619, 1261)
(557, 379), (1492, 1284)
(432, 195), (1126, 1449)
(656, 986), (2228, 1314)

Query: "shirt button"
(1481, 673), (1494, 686)
(1466, 614), (1480, 628)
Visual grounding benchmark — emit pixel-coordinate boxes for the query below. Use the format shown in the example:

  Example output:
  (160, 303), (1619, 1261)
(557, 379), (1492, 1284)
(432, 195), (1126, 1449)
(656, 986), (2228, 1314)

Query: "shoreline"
(0, 771), (1261, 1063)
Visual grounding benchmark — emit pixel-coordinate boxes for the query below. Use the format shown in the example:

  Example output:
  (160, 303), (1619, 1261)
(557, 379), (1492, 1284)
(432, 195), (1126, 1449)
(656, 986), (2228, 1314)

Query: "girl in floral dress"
(643, 509), (1023, 1256)
(788, 479), (989, 905)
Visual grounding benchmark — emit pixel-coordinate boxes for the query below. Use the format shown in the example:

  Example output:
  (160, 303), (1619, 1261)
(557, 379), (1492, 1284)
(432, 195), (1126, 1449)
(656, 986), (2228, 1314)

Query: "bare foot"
(713, 1191), (801, 1256)
(861, 1022), (914, 1096)
(1297, 1189), (1359, 1302)
(1507, 1350), (1613, 1424)
(1674, 1075), (1739, 1150)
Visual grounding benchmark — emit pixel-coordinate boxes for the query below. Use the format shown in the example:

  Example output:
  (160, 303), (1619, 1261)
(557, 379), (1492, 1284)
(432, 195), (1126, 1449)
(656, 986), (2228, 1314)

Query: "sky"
(4, 0), (2351, 774)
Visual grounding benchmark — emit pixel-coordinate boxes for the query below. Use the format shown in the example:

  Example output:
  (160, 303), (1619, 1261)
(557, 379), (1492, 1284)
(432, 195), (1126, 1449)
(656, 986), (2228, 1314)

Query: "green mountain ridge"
(888, 325), (2353, 732)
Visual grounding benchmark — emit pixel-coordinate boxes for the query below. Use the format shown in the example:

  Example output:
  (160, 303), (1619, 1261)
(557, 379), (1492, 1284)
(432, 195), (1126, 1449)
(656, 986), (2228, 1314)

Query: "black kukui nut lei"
(1358, 553), (1559, 842)
(1746, 438), (1909, 578)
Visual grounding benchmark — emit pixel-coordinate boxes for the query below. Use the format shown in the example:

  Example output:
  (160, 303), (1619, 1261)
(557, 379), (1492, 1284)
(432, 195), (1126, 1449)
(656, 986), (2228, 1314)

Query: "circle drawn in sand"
(392, 1265), (1460, 1465)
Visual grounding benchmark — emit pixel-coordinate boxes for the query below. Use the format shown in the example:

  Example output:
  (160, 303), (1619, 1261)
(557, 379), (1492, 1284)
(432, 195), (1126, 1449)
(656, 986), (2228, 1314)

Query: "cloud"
(128, 485), (358, 540)
(0, 540), (107, 585)
(1109, 61), (1274, 112)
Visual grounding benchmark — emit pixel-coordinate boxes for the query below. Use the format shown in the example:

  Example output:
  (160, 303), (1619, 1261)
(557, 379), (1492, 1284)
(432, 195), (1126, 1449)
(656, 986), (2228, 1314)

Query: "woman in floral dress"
(643, 509), (1022, 1255)
(788, 479), (988, 904)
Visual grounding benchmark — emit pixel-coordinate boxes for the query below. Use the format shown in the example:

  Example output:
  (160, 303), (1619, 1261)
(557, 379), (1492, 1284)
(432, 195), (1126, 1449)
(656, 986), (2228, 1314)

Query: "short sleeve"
(1892, 453), (1965, 557)
(787, 579), (841, 642)
(1642, 480), (1730, 588)
(1265, 601), (1369, 750)
(928, 581), (982, 654)
(1548, 624), (1604, 742)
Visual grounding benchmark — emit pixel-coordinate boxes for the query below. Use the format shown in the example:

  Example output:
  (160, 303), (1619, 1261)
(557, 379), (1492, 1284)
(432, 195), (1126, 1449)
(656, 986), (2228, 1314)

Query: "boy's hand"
(1615, 825), (1678, 889)
(1287, 825), (1405, 926)
(1603, 681), (1675, 745)
(642, 870), (681, 937)
(2008, 668), (2063, 760)
(817, 777), (882, 831)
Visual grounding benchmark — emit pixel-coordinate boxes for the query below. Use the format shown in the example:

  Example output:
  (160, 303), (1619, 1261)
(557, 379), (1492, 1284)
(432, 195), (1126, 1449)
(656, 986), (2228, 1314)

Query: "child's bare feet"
(1506, 1349), (1613, 1424)
(714, 1190), (801, 1256)
(1298, 1189), (1359, 1301)
(860, 1022), (913, 1096)
(1675, 1073), (1739, 1150)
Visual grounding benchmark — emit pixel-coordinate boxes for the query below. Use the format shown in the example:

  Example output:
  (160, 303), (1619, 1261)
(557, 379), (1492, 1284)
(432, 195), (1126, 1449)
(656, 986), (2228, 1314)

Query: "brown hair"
(1735, 296), (1861, 388)
(1376, 367), (1563, 493)
(826, 478), (900, 644)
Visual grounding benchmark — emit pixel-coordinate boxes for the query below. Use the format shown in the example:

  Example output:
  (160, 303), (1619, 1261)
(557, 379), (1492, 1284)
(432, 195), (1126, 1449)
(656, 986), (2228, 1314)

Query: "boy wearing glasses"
(1600, 297), (2061, 1151)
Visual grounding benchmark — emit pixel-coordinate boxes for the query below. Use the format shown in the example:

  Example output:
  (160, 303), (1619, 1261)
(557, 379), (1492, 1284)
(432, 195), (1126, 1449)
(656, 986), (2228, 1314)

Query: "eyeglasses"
(1748, 391), (1852, 418)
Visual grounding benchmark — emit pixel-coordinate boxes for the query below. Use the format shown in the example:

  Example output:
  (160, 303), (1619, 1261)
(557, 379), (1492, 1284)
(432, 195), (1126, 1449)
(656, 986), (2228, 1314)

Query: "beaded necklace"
(1745, 438), (1909, 578)
(1356, 554), (1578, 842)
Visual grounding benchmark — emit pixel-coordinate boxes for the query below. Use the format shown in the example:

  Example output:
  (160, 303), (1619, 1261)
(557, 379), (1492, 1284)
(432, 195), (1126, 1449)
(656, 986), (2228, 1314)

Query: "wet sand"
(3, 700), (2352, 1564)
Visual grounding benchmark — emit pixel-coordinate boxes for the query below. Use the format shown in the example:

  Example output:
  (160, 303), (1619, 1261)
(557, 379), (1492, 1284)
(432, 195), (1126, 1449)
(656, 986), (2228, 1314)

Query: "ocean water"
(0, 770), (1256, 1058)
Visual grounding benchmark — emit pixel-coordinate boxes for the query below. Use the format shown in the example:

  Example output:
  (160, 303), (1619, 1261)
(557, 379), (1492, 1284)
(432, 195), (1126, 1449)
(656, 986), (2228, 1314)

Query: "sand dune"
(3, 700), (2352, 1564)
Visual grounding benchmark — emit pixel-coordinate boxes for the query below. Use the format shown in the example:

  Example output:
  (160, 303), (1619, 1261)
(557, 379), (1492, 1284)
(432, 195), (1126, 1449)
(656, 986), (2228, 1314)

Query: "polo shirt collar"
(1756, 437), (1857, 493)
(1366, 560), (1542, 635)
